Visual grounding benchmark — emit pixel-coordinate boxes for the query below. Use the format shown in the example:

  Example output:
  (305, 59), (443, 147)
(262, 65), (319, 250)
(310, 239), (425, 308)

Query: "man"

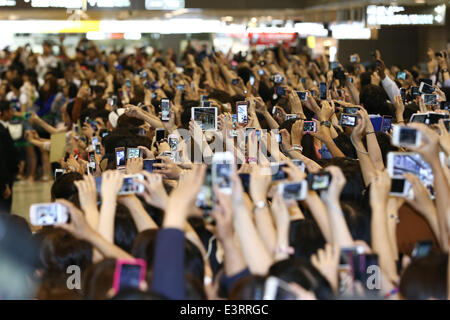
(0, 100), (19, 213)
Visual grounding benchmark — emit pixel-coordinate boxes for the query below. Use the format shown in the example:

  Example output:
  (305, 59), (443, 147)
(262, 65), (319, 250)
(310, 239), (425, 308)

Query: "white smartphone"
(285, 114), (297, 121)
(263, 276), (297, 300)
(236, 101), (248, 124)
(387, 152), (435, 198)
(54, 168), (66, 180)
(191, 107), (218, 131)
(422, 94), (437, 106)
(389, 177), (412, 198)
(160, 99), (170, 121)
(29, 203), (69, 226)
(212, 152), (234, 194)
(392, 125), (422, 148)
(419, 82), (435, 94)
(115, 147), (126, 169)
(168, 134), (178, 151)
(118, 174), (145, 195)
(278, 181), (308, 201)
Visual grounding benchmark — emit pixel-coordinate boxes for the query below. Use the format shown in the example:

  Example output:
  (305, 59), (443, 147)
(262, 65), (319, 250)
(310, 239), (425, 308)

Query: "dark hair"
(289, 219), (326, 260)
(229, 275), (266, 300)
(359, 85), (393, 116)
(269, 258), (334, 300)
(0, 100), (11, 113)
(34, 228), (93, 280)
(399, 253), (448, 300)
(82, 258), (116, 300)
(114, 204), (138, 253)
(51, 172), (83, 201)
(116, 114), (145, 128)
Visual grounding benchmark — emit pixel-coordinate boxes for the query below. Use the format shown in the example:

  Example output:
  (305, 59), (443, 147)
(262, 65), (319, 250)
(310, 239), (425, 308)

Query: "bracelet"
(246, 157), (257, 164)
(366, 131), (375, 135)
(384, 288), (399, 299)
(275, 246), (295, 256)
(397, 120), (405, 124)
(289, 145), (303, 152)
(350, 135), (369, 154)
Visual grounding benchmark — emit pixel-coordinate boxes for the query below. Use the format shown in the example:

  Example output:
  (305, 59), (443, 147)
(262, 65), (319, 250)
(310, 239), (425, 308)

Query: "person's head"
(399, 253), (448, 300)
(9, 77), (23, 92)
(43, 41), (53, 56)
(269, 258), (334, 300)
(33, 228), (93, 280)
(50, 172), (83, 201)
(359, 85), (392, 116)
(0, 100), (13, 121)
(229, 275), (267, 300)
(82, 258), (116, 300)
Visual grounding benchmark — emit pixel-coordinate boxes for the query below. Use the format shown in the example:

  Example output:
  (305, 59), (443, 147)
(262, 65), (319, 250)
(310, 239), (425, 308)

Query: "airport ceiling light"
(294, 23), (328, 37)
(329, 22), (371, 39)
(145, 0), (184, 10)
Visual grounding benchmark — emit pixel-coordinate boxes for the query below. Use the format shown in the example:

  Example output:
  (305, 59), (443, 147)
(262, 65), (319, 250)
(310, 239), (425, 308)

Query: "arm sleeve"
(219, 268), (251, 297)
(151, 228), (185, 300)
(381, 76), (400, 103)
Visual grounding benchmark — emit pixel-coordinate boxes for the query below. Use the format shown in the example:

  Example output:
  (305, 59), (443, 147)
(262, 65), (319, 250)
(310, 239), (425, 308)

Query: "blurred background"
(0, 0), (447, 70)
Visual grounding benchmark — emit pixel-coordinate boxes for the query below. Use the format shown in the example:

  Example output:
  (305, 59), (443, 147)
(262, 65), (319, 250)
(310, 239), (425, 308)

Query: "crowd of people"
(0, 36), (449, 300)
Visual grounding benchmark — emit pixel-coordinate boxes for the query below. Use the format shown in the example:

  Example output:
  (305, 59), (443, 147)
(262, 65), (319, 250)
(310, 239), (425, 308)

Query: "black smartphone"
(319, 82), (327, 100)
(143, 159), (162, 173)
(308, 172), (331, 191)
(155, 129), (166, 142)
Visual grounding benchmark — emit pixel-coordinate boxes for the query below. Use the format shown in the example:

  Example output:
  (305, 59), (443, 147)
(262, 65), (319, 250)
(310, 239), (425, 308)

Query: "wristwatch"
(320, 120), (331, 128)
(288, 145), (303, 153)
(253, 200), (268, 213)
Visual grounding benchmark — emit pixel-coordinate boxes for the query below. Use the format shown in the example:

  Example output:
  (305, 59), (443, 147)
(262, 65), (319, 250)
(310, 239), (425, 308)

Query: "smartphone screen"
(115, 148), (126, 167)
(340, 114), (357, 127)
(423, 94), (437, 105)
(115, 261), (146, 292)
(397, 71), (406, 80)
(296, 91), (308, 101)
(411, 86), (420, 98)
(237, 102), (248, 124)
(303, 121), (317, 133)
(319, 82), (327, 100)
(271, 163), (288, 181)
(382, 116), (392, 132)
(411, 240), (433, 259)
(160, 99), (170, 121)
(196, 167), (214, 211)
(192, 107), (217, 131)
(127, 148), (141, 159)
(308, 172), (331, 190)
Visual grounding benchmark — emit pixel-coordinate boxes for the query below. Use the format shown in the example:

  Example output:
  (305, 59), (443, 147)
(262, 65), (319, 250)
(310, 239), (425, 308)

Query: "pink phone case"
(112, 258), (147, 294)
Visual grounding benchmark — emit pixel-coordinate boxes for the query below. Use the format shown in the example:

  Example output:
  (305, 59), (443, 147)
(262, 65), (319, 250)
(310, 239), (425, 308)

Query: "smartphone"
(419, 82), (435, 94)
(291, 159), (306, 172)
(339, 113), (358, 127)
(381, 115), (393, 133)
(143, 159), (161, 173)
(296, 91), (308, 101)
(237, 102), (248, 124)
(155, 128), (166, 142)
(350, 54), (357, 63)
(319, 82), (327, 100)
(231, 78), (240, 85)
(411, 240), (433, 259)
(343, 107), (359, 114)
(308, 172), (332, 191)
(387, 152), (436, 198)
(392, 126), (421, 148)
(390, 177), (411, 197)
(87, 163), (95, 175)
(200, 95), (208, 102)
(29, 203), (69, 226)
(423, 94), (437, 106)
(168, 135), (178, 151)
(411, 86), (420, 98)
(191, 107), (218, 131)
(409, 113), (428, 124)
(271, 163), (288, 181)
(108, 96), (117, 107)
(127, 147), (142, 160)
(427, 112), (449, 125)
(201, 100), (211, 108)
(115, 147), (126, 169)
(125, 79), (131, 89)
(196, 166), (214, 212)
(258, 69), (264, 76)
(278, 181), (308, 201)
(160, 99), (170, 121)
(54, 169), (66, 180)
(263, 276), (297, 300)
(272, 74), (284, 84)
(88, 151), (96, 171)
(249, 76), (255, 86)
(303, 121), (317, 133)
(118, 174), (145, 195)
(285, 114), (297, 121)
(212, 152), (234, 194)
(176, 84), (185, 91)
(112, 259), (147, 294)
(396, 71), (406, 80)
(73, 124), (80, 135)
(330, 61), (339, 70)
(370, 115), (383, 132)
(400, 88), (406, 100)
